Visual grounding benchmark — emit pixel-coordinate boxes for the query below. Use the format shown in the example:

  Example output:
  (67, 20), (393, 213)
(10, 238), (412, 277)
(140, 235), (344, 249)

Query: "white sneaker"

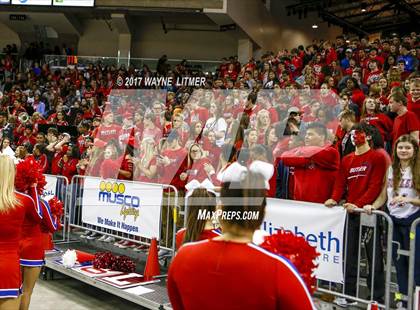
(118, 241), (136, 249)
(132, 245), (148, 252)
(103, 236), (115, 243)
(333, 297), (357, 308)
(114, 240), (126, 247)
(396, 301), (407, 310)
(80, 231), (92, 239)
(97, 234), (108, 241)
(158, 249), (171, 258)
(86, 232), (99, 240)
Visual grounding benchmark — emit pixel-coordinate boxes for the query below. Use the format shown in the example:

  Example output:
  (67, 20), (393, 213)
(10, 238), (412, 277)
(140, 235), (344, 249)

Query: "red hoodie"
(281, 145), (340, 203)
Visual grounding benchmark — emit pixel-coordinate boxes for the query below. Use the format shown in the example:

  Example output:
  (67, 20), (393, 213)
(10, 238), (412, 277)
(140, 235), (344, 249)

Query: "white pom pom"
(62, 249), (77, 268)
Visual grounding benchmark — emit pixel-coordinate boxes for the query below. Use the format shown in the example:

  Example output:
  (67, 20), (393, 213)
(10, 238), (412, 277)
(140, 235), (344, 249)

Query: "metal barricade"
(407, 217), (420, 310)
(43, 174), (69, 243)
(316, 208), (394, 309)
(64, 175), (179, 259)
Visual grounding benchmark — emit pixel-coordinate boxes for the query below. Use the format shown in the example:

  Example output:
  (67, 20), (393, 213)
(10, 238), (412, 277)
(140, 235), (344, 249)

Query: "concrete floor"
(30, 277), (358, 310)
(31, 277), (145, 310)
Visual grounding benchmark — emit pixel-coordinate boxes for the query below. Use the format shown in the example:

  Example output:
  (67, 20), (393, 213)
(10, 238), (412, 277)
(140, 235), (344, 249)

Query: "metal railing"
(315, 208), (394, 309)
(44, 174), (69, 243)
(43, 55), (221, 73)
(407, 217), (420, 310)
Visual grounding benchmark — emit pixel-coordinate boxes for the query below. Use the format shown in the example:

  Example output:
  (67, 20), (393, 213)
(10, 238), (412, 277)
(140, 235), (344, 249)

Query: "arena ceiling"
(285, 0), (420, 36)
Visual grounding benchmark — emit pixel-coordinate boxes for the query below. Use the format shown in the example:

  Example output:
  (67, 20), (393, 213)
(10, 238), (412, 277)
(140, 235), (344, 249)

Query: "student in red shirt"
(33, 144), (48, 173)
(133, 137), (158, 183)
(389, 91), (419, 145)
(168, 172), (315, 310)
(361, 97), (393, 144)
(175, 188), (219, 250)
(92, 111), (121, 144)
(408, 79), (420, 122)
(179, 143), (216, 186)
(157, 131), (188, 191)
(17, 125), (36, 147)
(57, 145), (79, 184)
(280, 122), (340, 203)
(325, 123), (387, 306)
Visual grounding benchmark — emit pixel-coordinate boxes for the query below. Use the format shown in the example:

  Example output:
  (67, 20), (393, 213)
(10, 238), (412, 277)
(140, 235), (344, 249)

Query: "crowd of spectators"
(0, 32), (419, 307)
(0, 34), (418, 194)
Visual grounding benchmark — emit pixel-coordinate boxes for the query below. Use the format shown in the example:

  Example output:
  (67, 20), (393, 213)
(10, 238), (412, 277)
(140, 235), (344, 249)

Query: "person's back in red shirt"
(407, 93), (420, 122)
(168, 239), (315, 310)
(392, 110), (419, 144)
(175, 228), (220, 250)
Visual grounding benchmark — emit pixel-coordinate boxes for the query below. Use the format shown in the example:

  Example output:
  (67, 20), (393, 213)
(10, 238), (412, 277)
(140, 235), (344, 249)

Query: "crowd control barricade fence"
(407, 217), (420, 310)
(44, 174), (69, 243)
(64, 175), (179, 258)
(316, 208), (394, 309)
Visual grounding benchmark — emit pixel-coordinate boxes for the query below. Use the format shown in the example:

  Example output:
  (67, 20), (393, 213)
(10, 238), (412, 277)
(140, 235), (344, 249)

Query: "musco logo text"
(98, 181), (140, 221)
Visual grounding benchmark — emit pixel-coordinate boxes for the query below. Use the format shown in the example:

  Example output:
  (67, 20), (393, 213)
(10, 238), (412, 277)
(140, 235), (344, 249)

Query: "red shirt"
(117, 155), (133, 180)
(392, 111), (419, 144)
(135, 158), (157, 183)
(93, 124), (122, 142)
(158, 148), (188, 190)
(332, 149), (387, 207)
(60, 158), (78, 183)
(35, 154), (48, 173)
(183, 158), (214, 185)
(281, 145), (340, 203)
(407, 95), (420, 122)
(175, 228), (220, 250)
(17, 134), (36, 146)
(168, 239), (315, 310)
(361, 113), (393, 143)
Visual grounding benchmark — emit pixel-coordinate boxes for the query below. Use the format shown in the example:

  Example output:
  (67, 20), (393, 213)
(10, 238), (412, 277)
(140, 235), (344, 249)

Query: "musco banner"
(263, 199), (347, 283)
(81, 176), (163, 239)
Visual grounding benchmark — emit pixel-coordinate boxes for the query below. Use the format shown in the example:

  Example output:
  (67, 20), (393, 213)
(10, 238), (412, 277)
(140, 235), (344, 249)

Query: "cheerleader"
(176, 188), (220, 250)
(17, 169), (59, 310)
(168, 171), (315, 310)
(0, 155), (40, 310)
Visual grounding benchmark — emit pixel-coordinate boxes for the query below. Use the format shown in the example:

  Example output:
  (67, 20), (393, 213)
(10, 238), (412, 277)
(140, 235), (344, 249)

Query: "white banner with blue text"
(264, 199), (347, 283)
(81, 177), (163, 240)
